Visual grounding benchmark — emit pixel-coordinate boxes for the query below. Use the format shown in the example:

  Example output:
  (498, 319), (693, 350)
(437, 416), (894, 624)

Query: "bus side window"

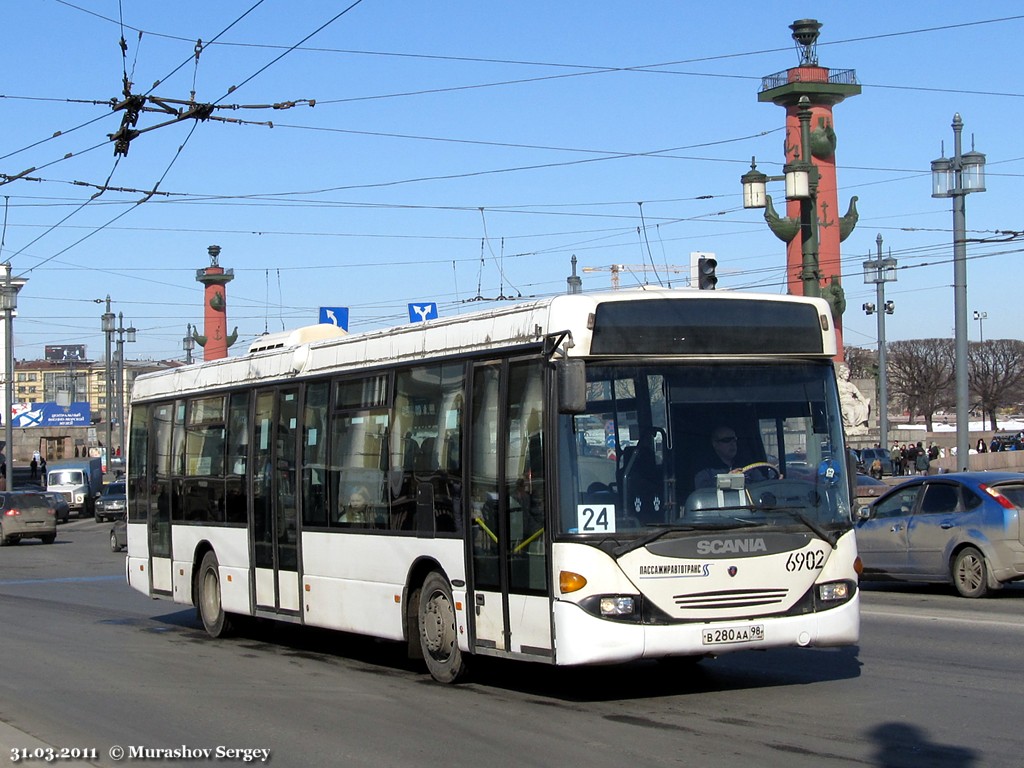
(394, 364), (465, 535)
(301, 382), (329, 528)
(221, 392), (249, 524)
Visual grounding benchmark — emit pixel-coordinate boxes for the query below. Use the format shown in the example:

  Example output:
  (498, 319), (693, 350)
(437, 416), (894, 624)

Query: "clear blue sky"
(4, 1), (1022, 362)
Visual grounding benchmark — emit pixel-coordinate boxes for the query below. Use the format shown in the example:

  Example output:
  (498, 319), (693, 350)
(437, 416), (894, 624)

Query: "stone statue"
(836, 363), (870, 435)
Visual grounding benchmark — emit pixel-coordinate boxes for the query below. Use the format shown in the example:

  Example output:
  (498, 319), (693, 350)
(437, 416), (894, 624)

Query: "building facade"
(5, 357), (179, 465)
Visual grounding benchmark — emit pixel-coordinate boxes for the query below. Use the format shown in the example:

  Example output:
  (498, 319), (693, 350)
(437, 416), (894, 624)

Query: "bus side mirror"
(557, 359), (586, 414)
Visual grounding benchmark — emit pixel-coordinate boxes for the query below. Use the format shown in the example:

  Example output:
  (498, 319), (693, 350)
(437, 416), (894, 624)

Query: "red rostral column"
(758, 19), (861, 359)
(193, 244), (238, 361)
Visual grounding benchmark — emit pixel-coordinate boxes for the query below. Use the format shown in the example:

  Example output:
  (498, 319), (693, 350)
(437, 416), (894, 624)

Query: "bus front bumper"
(551, 592), (860, 666)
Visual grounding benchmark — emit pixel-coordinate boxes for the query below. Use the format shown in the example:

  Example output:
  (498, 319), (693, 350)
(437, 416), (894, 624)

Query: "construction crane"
(581, 264), (690, 290)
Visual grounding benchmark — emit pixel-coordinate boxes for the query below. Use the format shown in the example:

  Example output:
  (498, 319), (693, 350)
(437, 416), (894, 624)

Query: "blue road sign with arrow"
(408, 302), (438, 323)
(319, 307), (349, 330)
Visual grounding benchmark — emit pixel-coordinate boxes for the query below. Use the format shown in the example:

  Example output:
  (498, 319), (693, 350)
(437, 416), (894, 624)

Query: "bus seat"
(619, 443), (664, 524)
(415, 437), (437, 473)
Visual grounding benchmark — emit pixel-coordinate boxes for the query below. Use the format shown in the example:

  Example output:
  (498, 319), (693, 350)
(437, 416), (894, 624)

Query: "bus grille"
(673, 588), (788, 610)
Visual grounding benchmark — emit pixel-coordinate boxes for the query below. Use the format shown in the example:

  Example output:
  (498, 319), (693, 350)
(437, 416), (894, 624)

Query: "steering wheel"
(739, 461), (781, 482)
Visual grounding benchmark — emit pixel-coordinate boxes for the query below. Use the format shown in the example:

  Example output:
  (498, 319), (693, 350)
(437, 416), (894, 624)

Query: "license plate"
(702, 624), (764, 645)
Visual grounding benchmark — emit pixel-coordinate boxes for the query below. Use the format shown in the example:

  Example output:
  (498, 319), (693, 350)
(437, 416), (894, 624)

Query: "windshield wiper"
(612, 520), (764, 558)
(754, 504), (839, 548)
(612, 524), (695, 558)
(610, 504), (839, 558)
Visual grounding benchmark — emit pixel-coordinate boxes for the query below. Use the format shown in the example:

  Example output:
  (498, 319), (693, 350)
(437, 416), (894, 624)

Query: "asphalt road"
(1, 517), (1021, 768)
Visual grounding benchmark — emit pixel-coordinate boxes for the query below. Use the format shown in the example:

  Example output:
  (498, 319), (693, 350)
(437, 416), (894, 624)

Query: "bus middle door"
(251, 388), (301, 615)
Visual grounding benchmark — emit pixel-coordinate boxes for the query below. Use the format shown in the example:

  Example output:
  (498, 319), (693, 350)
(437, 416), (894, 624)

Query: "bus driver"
(694, 426), (740, 489)
(694, 426), (777, 490)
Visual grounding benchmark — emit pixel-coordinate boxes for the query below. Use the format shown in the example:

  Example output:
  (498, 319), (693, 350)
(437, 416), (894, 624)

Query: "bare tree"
(886, 339), (954, 430)
(968, 339), (1024, 430)
(844, 346), (877, 380)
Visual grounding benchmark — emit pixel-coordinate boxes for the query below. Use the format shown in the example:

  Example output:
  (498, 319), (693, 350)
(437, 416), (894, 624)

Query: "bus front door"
(251, 388), (301, 615)
(468, 360), (552, 659)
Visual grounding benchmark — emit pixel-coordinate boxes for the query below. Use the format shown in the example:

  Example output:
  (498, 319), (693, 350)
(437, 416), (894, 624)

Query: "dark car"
(110, 518), (126, 552)
(0, 491), (57, 545)
(858, 448), (894, 477)
(854, 473), (888, 503)
(42, 491), (71, 524)
(95, 481), (126, 523)
(856, 471), (1024, 597)
(849, 449), (866, 474)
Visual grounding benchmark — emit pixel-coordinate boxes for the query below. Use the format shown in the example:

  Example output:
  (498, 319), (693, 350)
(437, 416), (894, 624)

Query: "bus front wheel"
(418, 571), (466, 683)
(197, 551), (234, 637)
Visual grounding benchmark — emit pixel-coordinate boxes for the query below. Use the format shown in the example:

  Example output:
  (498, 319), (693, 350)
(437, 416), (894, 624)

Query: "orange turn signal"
(559, 571), (587, 594)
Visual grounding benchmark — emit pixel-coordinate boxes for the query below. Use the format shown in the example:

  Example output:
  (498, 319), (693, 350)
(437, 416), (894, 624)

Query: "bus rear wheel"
(418, 571), (466, 683)
(197, 551), (234, 637)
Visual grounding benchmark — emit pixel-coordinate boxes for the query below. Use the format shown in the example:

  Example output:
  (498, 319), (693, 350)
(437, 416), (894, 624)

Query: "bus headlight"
(818, 581), (850, 601)
(599, 596), (636, 617)
(576, 594), (644, 622)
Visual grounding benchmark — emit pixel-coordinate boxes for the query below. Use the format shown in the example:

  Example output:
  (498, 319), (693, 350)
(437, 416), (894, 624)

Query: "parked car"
(42, 491), (70, 524)
(0, 491), (57, 545)
(95, 481), (127, 523)
(849, 449), (866, 474)
(857, 448), (894, 477)
(854, 472), (888, 503)
(110, 518), (126, 552)
(856, 471), (1024, 597)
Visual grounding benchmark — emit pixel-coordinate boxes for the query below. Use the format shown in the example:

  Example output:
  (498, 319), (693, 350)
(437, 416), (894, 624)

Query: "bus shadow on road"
(146, 608), (861, 698)
(468, 645), (862, 701)
(150, 608), (421, 676)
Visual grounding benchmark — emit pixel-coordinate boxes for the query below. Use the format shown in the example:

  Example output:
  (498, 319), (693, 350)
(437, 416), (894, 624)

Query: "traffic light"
(697, 256), (718, 290)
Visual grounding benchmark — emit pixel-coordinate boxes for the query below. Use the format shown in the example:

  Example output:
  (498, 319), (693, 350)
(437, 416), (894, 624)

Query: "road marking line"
(862, 607), (1024, 629)
(0, 574), (122, 586)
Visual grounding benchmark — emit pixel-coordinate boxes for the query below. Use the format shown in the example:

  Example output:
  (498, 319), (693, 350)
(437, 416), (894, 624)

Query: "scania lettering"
(696, 538), (768, 555)
(125, 289), (860, 683)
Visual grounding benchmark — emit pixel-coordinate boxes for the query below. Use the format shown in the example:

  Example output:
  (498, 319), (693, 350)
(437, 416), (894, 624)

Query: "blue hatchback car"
(856, 472), (1024, 597)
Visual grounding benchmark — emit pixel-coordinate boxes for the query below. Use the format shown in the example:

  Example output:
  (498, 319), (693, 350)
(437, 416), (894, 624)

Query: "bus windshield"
(557, 362), (851, 538)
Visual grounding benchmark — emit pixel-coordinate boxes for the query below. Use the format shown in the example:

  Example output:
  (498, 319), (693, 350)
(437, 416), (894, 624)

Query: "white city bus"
(125, 288), (860, 683)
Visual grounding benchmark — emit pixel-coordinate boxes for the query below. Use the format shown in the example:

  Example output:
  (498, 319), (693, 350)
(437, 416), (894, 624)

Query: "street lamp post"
(932, 114), (985, 471)
(98, 296), (115, 472)
(741, 95), (820, 299)
(183, 324), (195, 365)
(1, 264), (27, 491)
(114, 312), (136, 461)
(863, 234), (897, 449)
(973, 310), (987, 343)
